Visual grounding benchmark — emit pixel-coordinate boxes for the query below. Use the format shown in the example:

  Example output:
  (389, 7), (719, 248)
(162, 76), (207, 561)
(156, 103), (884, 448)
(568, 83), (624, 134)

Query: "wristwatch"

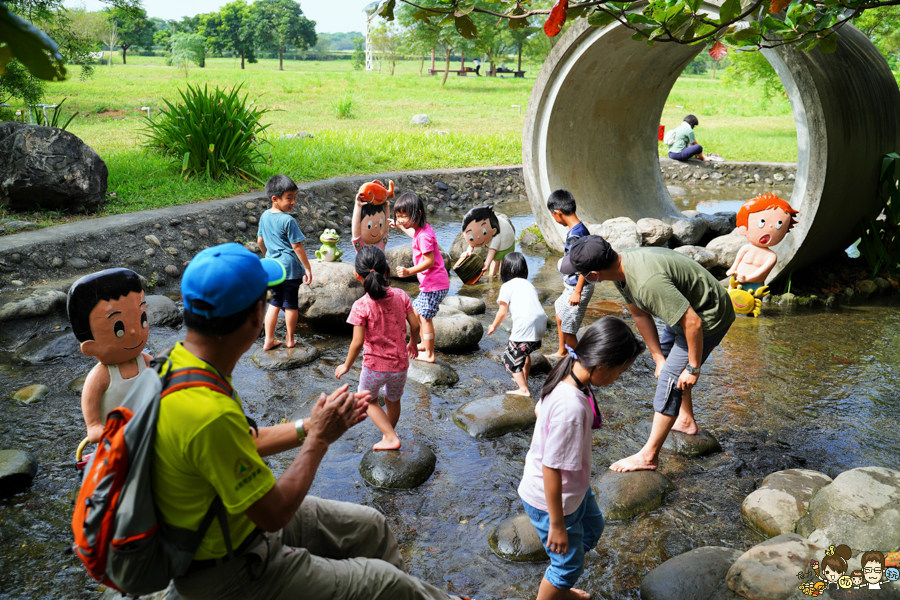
(294, 418), (306, 443)
(684, 364), (701, 375)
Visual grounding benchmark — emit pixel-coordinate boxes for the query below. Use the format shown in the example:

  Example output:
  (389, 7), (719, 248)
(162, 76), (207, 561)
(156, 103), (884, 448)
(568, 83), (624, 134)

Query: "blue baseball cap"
(182, 243), (286, 318)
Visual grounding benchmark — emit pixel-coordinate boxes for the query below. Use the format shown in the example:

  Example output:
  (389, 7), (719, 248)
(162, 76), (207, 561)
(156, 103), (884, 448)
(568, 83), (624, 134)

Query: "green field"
(6, 55), (797, 223)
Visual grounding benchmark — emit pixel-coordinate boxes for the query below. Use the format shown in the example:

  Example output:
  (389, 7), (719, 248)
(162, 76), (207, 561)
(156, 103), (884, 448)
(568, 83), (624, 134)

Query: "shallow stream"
(2, 188), (899, 600)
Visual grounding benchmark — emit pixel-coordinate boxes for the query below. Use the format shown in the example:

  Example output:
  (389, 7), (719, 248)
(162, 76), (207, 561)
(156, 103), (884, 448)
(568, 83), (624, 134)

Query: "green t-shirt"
(669, 121), (696, 154)
(615, 248), (734, 335)
(151, 342), (275, 560)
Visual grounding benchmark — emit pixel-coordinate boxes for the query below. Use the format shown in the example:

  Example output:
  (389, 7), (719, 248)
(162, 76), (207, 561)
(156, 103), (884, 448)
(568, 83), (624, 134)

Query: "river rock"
(725, 533), (823, 600)
(742, 469), (832, 538)
(636, 421), (721, 456)
(701, 212), (737, 236)
(145, 294), (182, 328)
(251, 344), (320, 371)
(707, 234), (748, 270)
(449, 231), (490, 264)
(668, 185), (688, 196)
(488, 513), (548, 562)
(674, 245), (718, 270)
(0, 290), (67, 322)
(669, 217), (709, 247)
(442, 295), (486, 315)
(10, 384), (50, 404)
(436, 304), (464, 317)
(0, 122), (108, 213)
(13, 331), (80, 364)
(358, 440), (436, 489)
(0, 449), (39, 498)
(296, 261), (364, 325)
(858, 279), (878, 297)
(385, 245), (452, 281)
(410, 114), (431, 126)
(454, 394), (537, 439)
(637, 218), (672, 247)
(592, 470), (675, 521)
(68, 375), (86, 395)
(805, 466), (900, 552)
(529, 352), (552, 374)
(407, 359), (459, 386)
(587, 218), (642, 250)
(433, 314), (483, 352)
(641, 546), (744, 600)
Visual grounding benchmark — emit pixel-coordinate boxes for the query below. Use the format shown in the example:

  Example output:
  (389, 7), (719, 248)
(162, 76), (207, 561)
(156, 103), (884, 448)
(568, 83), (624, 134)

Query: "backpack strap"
(161, 368), (234, 401)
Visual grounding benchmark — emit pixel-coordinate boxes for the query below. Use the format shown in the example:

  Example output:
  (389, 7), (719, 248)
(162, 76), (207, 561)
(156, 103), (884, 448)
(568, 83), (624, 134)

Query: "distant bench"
(496, 70), (527, 78)
(427, 68), (472, 76)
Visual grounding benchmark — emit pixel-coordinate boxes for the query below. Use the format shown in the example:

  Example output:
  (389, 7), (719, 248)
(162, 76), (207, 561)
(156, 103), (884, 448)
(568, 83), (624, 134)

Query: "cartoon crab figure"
(728, 276), (769, 318)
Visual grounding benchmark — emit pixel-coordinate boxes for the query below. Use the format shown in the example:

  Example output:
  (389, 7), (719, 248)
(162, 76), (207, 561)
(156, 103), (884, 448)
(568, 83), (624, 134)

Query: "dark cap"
(559, 235), (618, 275)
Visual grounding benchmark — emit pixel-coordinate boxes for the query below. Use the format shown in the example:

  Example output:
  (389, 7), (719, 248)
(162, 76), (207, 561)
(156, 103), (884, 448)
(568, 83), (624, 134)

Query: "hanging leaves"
(454, 14), (478, 39)
(708, 41), (727, 60)
(544, 0), (569, 37)
(770, 0), (791, 14)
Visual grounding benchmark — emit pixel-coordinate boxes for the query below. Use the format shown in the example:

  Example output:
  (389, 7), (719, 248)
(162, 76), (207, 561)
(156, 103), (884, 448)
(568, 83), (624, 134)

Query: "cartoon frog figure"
(316, 228), (343, 262)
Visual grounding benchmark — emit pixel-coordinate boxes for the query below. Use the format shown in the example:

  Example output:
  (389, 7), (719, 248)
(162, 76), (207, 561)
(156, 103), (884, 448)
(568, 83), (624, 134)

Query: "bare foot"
(415, 351), (436, 363)
(545, 352), (567, 360)
(609, 453), (658, 472)
(570, 589), (591, 600)
(285, 339), (296, 349)
(508, 388), (531, 397)
(373, 436), (401, 451)
(263, 340), (283, 351)
(671, 419), (699, 435)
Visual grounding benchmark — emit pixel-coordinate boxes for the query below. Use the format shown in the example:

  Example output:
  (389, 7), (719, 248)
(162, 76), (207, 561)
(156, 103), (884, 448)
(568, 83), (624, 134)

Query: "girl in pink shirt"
(391, 192), (450, 363)
(518, 317), (644, 600)
(335, 247), (420, 450)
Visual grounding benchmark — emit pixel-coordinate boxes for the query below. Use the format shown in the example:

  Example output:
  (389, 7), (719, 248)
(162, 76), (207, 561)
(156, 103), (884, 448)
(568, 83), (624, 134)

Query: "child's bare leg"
(548, 313), (567, 358)
(385, 398), (401, 428)
(524, 354), (532, 380)
(563, 332), (579, 352)
(488, 259), (499, 277)
(537, 578), (591, 600)
(367, 400), (401, 450)
(416, 317), (436, 363)
(509, 370), (530, 396)
(263, 305), (282, 350)
(284, 308), (298, 348)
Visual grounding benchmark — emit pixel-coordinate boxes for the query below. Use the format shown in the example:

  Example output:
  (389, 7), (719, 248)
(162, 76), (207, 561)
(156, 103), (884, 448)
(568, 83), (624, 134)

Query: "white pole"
(365, 15), (374, 72)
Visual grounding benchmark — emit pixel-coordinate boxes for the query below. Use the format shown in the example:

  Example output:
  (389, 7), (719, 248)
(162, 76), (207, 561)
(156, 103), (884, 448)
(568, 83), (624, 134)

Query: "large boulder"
(636, 422), (721, 456)
(442, 295), (486, 315)
(145, 295), (182, 328)
(0, 122), (108, 213)
(358, 441), (437, 489)
(592, 470), (675, 521)
(701, 212), (738, 237)
(641, 546), (745, 600)
(296, 261), (364, 326)
(13, 331), (80, 364)
(674, 245), (718, 270)
(407, 359), (459, 387)
(636, 218), (673, 247)
(251, 344), (320, 371)
(489, 513), (549, 562)
(454, 394), (537, 439)
(725, 533), (823, 600)
(586, 218), (641, 250)
(0, 449), (39, 498)
(707, 234), (748, 270)
(805, 466), (900, 552)
(0, 290), (67, 323)
(432, 314), (483, 352)
(669, 217), (709, 247)
(385, 245), (452, 281)
(741, 469), (832, 538)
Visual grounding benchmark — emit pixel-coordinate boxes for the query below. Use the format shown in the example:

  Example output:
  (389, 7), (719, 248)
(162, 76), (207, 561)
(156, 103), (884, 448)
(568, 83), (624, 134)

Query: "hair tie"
(826, 546), (835, 557)
(565, 344), (578, 361)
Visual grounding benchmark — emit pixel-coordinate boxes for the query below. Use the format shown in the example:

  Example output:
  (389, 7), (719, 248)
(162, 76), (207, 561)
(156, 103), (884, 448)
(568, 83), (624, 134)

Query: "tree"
(397, 2), (463, 86)
(351, 36), (365, 70)
(509, 25), (540, 73)
(209, 0), (256, 69)
(100, 16), (117, 66)
(471, 9), (516, 76)
(370, 22), (402, 75)
(854, 6), (900, 67)
(251, 0), (316, 71)
(107, 5), (153, 64)
(167, 32), (205, 76)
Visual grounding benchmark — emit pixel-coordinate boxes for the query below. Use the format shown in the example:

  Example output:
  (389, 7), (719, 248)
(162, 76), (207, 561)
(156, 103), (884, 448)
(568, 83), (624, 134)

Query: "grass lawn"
(3, 55), (797, 224)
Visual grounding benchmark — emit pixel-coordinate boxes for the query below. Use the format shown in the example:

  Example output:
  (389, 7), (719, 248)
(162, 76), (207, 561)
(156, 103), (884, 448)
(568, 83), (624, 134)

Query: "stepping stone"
(68, 375), (86, 395)
(145, 294), (182, 327)
(726, 533), (824, 600)
(407, 359), (459, 387)
(433, 314), (483, 352)
(592, 470), (675, 521)
(10, 384), (50, 405)
(13, 331), (80, 364)
(358, 440), (436, 489)
(453, 394), (536, 439)
(435, 304), (464, 317)
(641, 546), (744, 600)
(488, 349), (551, 377)
(0, 449), (38, 498)
(442, 295), (486, 315)
(489, 513), (548, 562)
(251, 344), (320, 371)
(637, 421), (721, 457)
(742, 469), (832, 538)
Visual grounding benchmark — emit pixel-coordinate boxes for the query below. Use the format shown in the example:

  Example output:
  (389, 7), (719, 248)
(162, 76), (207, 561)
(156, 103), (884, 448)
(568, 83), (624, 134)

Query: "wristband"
(294, 418), (306, 443)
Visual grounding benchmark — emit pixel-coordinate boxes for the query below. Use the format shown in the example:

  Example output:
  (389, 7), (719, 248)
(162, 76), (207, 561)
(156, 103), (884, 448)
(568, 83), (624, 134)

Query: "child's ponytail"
(355, 246), (390, 300)
(540, 317), (645, 400)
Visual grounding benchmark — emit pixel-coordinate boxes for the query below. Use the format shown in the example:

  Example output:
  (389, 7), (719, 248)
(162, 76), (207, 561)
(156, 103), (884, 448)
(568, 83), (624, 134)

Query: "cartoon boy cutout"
(67, 268), (152, 444)
(351, 196), (390, 252)
(727, 192), (799, 293)
(862, 550), (886, 589)
(461, 206), (516, 278)
(850, 570), (864, 589)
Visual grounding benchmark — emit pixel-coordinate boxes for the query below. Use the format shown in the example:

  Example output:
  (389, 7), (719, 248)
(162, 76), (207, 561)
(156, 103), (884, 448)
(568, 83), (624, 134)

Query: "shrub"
(330, 93), (355, 119)
(142, 83), (271, 183)
(854, 153), (900, 277)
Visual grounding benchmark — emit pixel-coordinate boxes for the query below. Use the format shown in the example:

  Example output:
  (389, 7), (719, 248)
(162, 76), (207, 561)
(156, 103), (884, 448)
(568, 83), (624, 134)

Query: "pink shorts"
(358, 367), (408, 402)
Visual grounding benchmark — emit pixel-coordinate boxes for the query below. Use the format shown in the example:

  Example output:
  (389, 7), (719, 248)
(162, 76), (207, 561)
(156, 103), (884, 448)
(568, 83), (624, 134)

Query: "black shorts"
(269, 278), (302, 310)
(504, 340), (542, 374)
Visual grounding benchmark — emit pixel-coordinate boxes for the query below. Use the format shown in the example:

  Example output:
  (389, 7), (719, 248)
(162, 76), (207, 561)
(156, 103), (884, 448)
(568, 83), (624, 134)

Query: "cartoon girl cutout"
(818, 545), (852, 590)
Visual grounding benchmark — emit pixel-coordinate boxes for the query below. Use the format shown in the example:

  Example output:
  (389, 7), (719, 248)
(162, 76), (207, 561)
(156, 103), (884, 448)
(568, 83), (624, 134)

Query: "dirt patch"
(90, 109), (135, 119)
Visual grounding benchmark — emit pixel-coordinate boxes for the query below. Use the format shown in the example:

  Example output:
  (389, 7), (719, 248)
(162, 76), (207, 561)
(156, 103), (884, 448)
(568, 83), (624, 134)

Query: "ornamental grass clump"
(142, 83), (271, 183)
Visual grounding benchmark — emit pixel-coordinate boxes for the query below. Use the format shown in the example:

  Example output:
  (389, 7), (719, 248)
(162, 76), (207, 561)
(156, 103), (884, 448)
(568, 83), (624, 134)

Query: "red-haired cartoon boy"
(727, 192), (799, 293)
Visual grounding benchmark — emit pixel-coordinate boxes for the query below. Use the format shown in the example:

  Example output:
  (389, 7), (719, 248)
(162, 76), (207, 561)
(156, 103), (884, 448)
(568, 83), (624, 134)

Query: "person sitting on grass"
(487, 252), (547, 397)
(256, 174), (313, 351)
(667, 115), (714, 162)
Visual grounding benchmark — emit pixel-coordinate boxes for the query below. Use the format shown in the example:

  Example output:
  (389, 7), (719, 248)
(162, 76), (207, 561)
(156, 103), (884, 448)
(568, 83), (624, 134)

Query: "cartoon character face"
(80, 290), (149, 366)
(838, 576), (852, 589)
(823, 566), (841, 583)
(738, 207), (792, 248)
(319, 228), (340, 244)
(864, 561), (884, 584)
(886, 567), (899, 581)
(464, 218), (497, 248)
(852, 575), (863, 586)
(360, 210), (387, 245)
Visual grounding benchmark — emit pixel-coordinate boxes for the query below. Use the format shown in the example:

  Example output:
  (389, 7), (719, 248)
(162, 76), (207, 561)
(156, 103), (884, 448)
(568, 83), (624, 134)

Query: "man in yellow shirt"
(154, 243), (470, 600)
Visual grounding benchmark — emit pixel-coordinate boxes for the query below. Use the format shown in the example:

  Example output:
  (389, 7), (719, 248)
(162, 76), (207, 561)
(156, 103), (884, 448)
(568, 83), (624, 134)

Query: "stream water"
(2, 186), (899, 600)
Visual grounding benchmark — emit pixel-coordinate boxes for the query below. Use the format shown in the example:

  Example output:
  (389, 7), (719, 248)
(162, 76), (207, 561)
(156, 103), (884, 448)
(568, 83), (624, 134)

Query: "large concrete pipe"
(523, 18), (900, 279)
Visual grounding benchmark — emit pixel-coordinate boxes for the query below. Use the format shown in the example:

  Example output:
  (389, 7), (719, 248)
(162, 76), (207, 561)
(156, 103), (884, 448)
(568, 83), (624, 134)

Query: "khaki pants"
(174, 496), (461, 600)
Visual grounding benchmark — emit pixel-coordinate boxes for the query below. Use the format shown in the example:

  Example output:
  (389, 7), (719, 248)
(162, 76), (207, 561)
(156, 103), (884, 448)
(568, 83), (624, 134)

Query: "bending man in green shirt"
(561, 236), (734, 472)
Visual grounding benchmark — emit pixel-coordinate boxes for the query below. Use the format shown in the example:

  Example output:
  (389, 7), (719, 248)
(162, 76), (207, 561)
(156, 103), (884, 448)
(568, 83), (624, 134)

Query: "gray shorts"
(653, 323), (730, 416)
(554, 282), (596, 334)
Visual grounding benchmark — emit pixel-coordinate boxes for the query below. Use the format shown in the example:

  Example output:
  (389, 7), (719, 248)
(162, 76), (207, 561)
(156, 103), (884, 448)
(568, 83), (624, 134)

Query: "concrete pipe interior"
(523, 18), (900, 280)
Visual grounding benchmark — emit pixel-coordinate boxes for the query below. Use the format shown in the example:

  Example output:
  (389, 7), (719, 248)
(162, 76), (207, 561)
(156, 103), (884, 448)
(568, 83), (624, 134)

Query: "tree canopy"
(250, 0), (316, 71)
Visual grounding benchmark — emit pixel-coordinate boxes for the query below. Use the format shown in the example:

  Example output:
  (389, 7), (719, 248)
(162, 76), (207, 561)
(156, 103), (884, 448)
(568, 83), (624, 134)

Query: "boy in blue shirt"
(546, 189), (595, 358)
(257, 174), (312, 350)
